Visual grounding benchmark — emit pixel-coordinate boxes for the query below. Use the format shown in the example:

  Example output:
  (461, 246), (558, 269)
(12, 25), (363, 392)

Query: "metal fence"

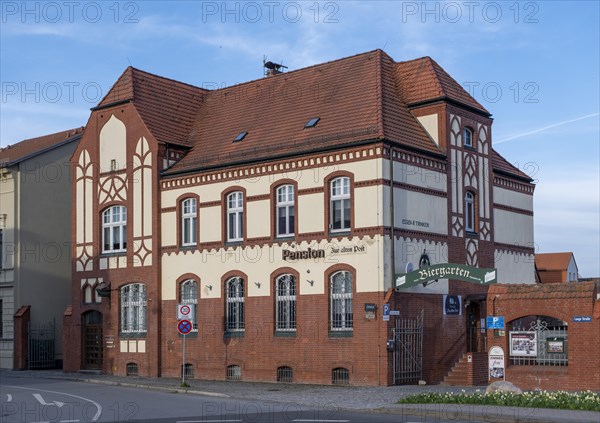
(393, 310), (424, 384)
(509, 316), (568, 366)
(28, 320), (56, 370)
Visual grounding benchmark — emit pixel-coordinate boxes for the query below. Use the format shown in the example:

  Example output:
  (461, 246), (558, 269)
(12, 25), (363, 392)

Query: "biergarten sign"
(396, 263), (497, 290)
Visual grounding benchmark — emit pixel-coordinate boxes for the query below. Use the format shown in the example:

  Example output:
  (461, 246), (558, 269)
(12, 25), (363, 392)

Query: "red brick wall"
(487, 282), (600, 391)
(160, 291), (391, 385)
(13, 305), (30, 370)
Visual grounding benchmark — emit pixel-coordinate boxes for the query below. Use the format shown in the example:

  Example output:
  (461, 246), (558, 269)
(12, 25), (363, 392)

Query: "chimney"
(263, 59), (288, 77)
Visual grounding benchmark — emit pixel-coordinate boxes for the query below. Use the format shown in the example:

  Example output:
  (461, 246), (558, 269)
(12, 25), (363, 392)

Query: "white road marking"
(6, 394), (12, 402)
(33, 393), (65, 408)
(292, 420), (350, 423)
(4, 385), (102, 421)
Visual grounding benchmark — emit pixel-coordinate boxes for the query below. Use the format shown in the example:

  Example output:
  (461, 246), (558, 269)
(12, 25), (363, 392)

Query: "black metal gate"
(393, 310), (424, 384)
(28, 320), (56, 369)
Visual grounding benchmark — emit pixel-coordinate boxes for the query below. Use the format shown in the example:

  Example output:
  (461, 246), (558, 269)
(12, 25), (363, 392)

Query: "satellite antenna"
(263, 56), (288, 76)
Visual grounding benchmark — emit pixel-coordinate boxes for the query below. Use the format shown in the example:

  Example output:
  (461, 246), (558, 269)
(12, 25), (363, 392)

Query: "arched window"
(463, 127), (473, 148)
(227, 192), (244, 242)
(330, 177), (351, 232)
(180, 280), (198, 331)
(276, 185), (295, 237)
(126, 362), (138, 376)
(330, 271), (353, 331)
(226, 277), (245, 331)
(102, 206), (126, 253)
(275, 275), (296, 332)
(181, 198), (197, 246)
(508, 315), (568, 366)
(227, 364), (241, 380)
(465, 191), (475, 232)
(120, 283), (147, 334)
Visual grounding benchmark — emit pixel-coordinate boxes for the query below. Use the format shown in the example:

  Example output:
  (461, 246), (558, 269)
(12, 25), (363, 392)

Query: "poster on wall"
(546, 337), (565, 354)
(509, 331), (537, 356)
(443, 295), (462, 315)
(488, 346), (505, 379)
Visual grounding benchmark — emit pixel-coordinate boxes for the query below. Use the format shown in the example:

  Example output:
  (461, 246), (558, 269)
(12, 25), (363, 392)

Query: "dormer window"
(233, 132), (248, 143)
(463, 127), (473, 148)
(304, 117), (320, 129)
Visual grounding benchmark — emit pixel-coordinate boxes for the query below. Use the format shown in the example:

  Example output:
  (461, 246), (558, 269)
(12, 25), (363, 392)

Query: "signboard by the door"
(443, 295), (462, 315)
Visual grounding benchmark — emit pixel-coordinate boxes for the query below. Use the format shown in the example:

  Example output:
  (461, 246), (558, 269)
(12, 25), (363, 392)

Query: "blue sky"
(1, 1), (599, 276)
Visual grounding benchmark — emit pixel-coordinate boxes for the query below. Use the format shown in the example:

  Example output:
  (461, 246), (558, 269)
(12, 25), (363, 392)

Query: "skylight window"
(304, 117), (320, 129)
(233, 132), (248, 143)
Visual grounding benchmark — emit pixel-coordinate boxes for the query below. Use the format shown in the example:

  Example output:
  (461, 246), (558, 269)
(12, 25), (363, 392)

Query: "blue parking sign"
(487, 316), (505, 329)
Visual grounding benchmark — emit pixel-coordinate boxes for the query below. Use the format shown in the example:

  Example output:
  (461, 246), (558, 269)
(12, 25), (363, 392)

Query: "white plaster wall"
(417, 114), (439, 145)
(354, 185), (382, 228)
(99, 115), (127, 172)
(0, 170), (15, 274)
(0, 286), (14, 368)
(386, 160), (447, 192)
(298, 194), (324, 234)
(567, 257), (578, 282)
(199, 207), (221, 243)
(162, 235), (384, 301)
(247, 200), (270, 239)
(493, 187), (533, 211)
(494, 250), (535, 284)
(493, 209), (534, 245)
(394, 190), (448, 235)
(161, 212), (177, 246)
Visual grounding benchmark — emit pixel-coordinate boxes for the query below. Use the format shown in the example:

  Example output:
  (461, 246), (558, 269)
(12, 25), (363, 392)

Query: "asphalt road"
(0, 374), (490, 423)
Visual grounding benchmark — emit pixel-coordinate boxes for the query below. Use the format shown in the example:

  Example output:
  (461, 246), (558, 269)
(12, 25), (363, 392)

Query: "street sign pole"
(182, 333), (186, 386)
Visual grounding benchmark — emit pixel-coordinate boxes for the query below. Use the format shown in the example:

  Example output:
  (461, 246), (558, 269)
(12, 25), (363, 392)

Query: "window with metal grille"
(226, 277), (245, 331)
(120, 283), (147, 334)
(277, 366), (293, 382)
(181, 363), (194, 379)
(330, 177), (350, 232)
(332, 367), (349, 385)
(330, 271), (353, 331)
(181, 198), (197, 246)
(180, 280), (198, 331)
(276, 185), (295, 237)
(276, 275), (296, 332)
(227, 192), (244, 242)
(126, 362), (138, 376)
(465, 191), (475, 232)
(102, 206), (127, 252)
(508, 315), (568, 366)
(227, 365), (241, 380)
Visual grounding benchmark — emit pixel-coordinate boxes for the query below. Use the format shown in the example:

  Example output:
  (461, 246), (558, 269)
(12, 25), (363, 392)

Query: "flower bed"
(398, 390), (600, 412)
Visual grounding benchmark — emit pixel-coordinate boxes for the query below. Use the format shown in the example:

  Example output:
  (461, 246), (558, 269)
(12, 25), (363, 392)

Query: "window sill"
(465, 231), (478, 238)
(464, 145), (476, 151)
(225, 241), (244, 248)
(329, 230), (351, 238)
(275, 235), (295, 242)
(101, 251), (127, 257)
(119, 332), (147, 339)
(274, 331), (297, 338)
(224, 331), (245, 338)
(328, 330), (353, 338)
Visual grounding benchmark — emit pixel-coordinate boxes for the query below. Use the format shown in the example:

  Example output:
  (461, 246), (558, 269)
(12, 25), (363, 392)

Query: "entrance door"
(82, 311), (103, 370)
(466, 301), (481, 352)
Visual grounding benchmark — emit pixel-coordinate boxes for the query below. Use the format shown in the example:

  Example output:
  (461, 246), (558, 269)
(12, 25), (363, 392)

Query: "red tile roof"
(492, 149), (532, 181)
(395, 56), (489, 114)
(0, 127), (83, 166)
(536, 252), (575, 271)
(97, 67), (206, 147)
(95, 49), (527, 181)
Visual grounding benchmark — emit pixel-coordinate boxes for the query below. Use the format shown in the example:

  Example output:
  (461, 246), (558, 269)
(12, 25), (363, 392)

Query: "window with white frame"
(226, 277), (245, 331)
(330, 177), (351, 232)
(330, 271), (353, 330)
(180, 280), (198, 331)
(102, 206), (127, 253)
(276, 274), (296, 332)
(276, 185), (295, 237)
(181, 198), (197, 246)
(465, 191), (475, 232)
(227, 192), (244, 242)
(120, 283), (147, 334)
(463, 127), (473, 148)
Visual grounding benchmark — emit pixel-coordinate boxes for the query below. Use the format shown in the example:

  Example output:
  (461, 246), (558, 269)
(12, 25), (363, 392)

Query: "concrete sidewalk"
(2, 369), (599, 423)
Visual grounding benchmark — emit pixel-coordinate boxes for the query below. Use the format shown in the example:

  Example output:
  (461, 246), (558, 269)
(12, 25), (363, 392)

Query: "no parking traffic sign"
(178, 319), (192, 335)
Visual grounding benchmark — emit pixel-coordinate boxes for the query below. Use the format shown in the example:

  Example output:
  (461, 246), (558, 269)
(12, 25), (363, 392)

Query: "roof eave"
(407, 97), (492, 118)
(1, 133), (82, 167)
